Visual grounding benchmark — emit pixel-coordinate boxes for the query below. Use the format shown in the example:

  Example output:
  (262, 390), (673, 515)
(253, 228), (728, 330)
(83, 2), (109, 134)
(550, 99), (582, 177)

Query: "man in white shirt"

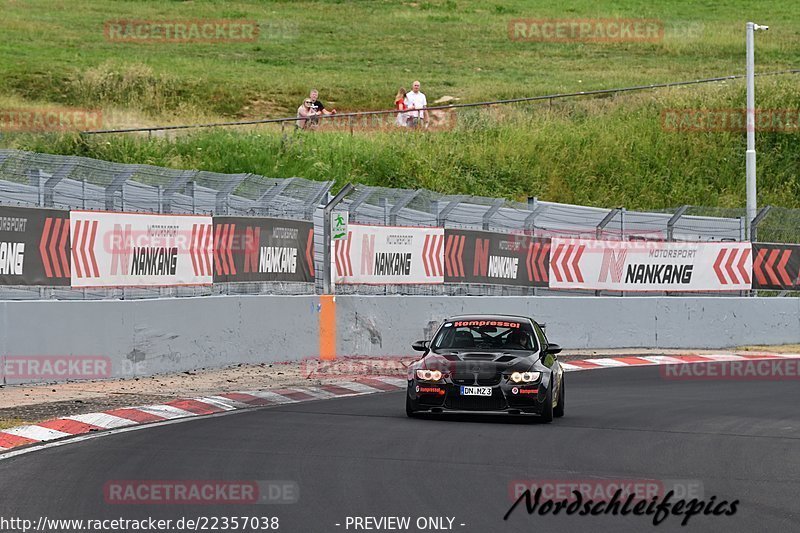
(404, 80), (427, 128)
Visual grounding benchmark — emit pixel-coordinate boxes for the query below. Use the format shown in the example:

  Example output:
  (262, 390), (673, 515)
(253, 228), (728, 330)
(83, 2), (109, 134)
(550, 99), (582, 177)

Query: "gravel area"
(1, 348), (795, 427)
(0, 357), (412, 426)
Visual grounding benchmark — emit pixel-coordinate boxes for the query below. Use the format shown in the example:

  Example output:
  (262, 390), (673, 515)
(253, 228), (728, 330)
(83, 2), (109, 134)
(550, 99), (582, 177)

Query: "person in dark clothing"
(308, 89), (336, 127)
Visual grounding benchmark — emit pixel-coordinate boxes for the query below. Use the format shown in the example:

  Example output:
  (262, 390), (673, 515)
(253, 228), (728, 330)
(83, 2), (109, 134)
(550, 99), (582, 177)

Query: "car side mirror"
(545, 343), (562, 355)
(412, 340), (430, 352)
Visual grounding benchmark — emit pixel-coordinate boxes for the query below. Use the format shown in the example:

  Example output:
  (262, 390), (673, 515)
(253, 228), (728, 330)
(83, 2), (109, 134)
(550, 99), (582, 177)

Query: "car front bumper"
(407, 379), (548, 414)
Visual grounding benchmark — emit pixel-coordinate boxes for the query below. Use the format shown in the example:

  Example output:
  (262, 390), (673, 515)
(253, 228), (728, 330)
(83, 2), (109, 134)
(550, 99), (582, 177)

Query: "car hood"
(415, 350), (546, 374)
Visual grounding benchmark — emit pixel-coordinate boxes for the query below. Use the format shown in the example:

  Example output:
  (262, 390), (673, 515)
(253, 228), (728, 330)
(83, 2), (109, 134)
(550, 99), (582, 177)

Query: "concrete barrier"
(1, 295), (798, 384)
(336, 296), (800, 355)
(0, 296), (320, 385)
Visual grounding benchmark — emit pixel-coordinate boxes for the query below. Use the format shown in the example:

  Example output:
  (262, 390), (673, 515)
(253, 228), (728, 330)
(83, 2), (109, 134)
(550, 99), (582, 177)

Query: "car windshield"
(432, 320), (537, 351)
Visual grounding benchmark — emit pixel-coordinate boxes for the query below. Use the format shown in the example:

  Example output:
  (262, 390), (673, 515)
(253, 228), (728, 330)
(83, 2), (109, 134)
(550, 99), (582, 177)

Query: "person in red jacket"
(394, 87), (408, 127)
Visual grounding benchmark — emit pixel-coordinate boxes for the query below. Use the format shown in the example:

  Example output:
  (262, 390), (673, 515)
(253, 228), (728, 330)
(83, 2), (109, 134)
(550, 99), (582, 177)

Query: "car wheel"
(554, 375), (565, 418)
(540, 384), (554, 423)
(406, 394), (418, 418)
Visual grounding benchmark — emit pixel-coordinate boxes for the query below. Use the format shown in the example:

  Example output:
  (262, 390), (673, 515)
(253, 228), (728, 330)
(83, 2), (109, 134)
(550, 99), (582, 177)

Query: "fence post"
(666, 205), (690, 241)
(596, 208), (620, 240)
(43, 160), (76, 207)
(186, 181), (196, 214)
(307, 182), (333, 219)
(482, 198), (504, 231)
(619, 208), (627, 297)
(105, 169), (136, 211)
(215, 173), (248, 215)
(323, 183), (354, 294)
(524, 197), (546, 236)
(750, 205), (772, 242)
(37, 173), (44, 207)
(349, 185), (374, 213)
(389, 190), (419, 226)
(380, 197), (389, 225)
(161, 170), (195, 214)
(257, 178), (296, 217)
(438, 195), (468, 227)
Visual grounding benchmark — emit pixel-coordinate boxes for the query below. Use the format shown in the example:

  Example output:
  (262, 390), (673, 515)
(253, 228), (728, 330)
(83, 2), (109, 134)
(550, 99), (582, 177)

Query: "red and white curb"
(2, 353), (799, 454)
(559, 352), (800, 371)
(0, 377), (406, 454)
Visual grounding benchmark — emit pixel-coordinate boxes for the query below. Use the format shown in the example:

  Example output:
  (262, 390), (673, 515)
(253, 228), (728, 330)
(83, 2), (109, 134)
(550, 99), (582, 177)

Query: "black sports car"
(406, 315), (564, 422)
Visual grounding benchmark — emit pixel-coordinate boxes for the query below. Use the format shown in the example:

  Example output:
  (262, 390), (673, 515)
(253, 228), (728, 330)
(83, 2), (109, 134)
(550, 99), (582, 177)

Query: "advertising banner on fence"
(334, 224), (444, 284)
(212, 216), (314, 283)
(0, 206), (70, 286)
(752, 243), (800, 290)
(70, 210), (213, 288)
(548, 238), (752, 292)
(444, 229), (550, 287)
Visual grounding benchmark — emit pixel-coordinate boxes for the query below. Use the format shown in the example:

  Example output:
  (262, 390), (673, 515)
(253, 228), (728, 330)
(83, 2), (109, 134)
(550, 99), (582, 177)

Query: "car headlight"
(510, 371), (541, 383)
(416, 369), (443, 382)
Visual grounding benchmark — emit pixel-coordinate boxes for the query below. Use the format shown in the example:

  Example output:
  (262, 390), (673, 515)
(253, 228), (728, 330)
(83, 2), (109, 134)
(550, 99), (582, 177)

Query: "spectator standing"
(309, 89), (336, 125)
(296, 97), (318, 129)
(394, 87), (408, 127)
(404, 80), (427, 127)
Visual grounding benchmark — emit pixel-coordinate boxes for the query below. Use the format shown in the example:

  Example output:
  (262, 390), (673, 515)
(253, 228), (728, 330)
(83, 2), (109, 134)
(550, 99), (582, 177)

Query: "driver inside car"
(504, 330), (531, 350)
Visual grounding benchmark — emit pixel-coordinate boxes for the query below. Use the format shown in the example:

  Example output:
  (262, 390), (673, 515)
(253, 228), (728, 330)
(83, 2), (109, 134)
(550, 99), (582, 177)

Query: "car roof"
(445, 314), (533, 323)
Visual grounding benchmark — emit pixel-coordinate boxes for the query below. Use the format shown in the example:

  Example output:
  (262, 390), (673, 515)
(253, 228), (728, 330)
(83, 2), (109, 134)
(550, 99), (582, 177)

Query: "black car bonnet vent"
(461, 353), (497, 360)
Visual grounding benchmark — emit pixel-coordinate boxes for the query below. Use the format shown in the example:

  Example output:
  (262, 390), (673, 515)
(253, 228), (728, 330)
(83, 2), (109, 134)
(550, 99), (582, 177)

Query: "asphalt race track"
(1, 365), (798, 533)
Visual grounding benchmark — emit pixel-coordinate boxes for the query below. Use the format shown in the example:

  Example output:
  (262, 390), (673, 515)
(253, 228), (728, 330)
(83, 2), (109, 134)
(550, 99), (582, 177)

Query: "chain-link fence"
(0, 149), (797, 299)
(0, 149), (331, 299)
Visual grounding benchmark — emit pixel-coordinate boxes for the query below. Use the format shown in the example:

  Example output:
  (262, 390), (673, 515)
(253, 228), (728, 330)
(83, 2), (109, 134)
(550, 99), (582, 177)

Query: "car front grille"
(476, 375), (502, 386)
(451, 374), (502, 386)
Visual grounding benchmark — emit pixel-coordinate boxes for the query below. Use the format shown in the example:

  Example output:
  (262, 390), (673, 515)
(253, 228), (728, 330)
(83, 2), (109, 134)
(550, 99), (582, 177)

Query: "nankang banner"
(334, 224), (444, 284)
(0, 206), (70, 286)
(212, 216), (314, 283)
(548, 238), (752, 292)
(70, 210), (213, 288)
(444, 229), (550, 287)
(752, 243), (800, 291)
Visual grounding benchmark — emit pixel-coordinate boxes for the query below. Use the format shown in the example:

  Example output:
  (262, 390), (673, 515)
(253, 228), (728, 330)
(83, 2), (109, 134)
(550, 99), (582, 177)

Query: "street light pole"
(745, 21), (768, 239)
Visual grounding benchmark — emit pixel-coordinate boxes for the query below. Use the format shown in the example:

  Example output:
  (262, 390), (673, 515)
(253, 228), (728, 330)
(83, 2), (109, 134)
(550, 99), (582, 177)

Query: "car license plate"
(460, 386), (492, 396)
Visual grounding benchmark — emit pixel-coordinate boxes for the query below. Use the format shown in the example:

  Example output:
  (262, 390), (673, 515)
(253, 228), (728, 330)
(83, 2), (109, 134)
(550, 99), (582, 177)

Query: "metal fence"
(0, 149), (796, 299)
(0, 149), (331, 299)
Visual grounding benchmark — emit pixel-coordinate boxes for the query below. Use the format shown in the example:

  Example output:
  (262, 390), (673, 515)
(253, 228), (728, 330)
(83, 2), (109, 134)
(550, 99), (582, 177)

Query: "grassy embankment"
(0, 0), (798, 209)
